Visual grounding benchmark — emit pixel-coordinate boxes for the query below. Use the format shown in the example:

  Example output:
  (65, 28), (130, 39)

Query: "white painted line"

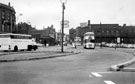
(91, 72), (102, 77)
(104, 80), (115, 84)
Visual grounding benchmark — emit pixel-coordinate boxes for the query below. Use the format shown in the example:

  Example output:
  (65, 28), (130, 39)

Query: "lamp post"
(60, 0), (67, 52)
(16, 13), (23, 33)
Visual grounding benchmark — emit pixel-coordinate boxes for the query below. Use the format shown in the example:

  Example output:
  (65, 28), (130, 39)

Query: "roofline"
(0, 3), (15, 12)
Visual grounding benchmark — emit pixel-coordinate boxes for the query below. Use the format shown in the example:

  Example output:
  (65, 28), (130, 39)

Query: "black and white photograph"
(0, 0), (135, 84)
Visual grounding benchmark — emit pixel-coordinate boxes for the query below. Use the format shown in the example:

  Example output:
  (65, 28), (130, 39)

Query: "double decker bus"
(83, 32), (95, 49)
(0, 33), (38, 51)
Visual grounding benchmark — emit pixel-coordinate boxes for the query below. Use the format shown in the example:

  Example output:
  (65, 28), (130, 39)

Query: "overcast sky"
(1, 0), (135, 33)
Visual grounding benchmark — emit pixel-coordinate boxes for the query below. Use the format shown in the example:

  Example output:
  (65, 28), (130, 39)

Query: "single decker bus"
(0, 33), (38, 51)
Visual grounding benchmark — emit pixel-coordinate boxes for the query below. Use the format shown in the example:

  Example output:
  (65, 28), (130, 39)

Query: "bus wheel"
(14, 46), (18, 52)
(33, 47), (36, 51)
(33, 46), (38, 51)
(27, 45), (32, 51)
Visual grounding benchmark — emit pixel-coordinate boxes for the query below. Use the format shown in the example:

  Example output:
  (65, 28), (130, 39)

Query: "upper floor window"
(2, 11), (5, 19)
(7, 12), (10, 20)
(102, 30), (103, 33)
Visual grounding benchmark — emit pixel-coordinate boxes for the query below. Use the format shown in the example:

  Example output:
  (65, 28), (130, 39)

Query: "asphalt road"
(0, 46), (135, 84)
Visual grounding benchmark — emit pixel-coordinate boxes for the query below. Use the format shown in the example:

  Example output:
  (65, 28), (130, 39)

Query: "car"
(36, 43), (44, 47)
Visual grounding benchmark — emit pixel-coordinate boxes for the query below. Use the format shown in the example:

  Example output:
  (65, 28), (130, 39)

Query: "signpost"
(61, 20), (69, 28)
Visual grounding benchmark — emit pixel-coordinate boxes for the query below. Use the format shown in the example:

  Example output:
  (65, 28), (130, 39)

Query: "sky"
(1, 0), (135, 34)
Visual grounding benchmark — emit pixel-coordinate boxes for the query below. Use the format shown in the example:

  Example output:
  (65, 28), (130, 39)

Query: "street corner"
(108, 56), (135, 72)
(108, 65), (121, 71)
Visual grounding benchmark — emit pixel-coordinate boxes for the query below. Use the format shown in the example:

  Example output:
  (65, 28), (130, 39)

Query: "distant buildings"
(2, 2), (135, 45)
(70, 20), (135, 44)
(0, 3), (58, 46)
(0, 2), (16, 33)
(28, 25), (56, 46)
(15, 22), (36, 34)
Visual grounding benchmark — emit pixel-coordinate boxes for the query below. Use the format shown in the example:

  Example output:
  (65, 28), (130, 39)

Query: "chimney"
(8, 2), (10, 6)
(88, 20), (91, 31)
(123, 24), (126, 27)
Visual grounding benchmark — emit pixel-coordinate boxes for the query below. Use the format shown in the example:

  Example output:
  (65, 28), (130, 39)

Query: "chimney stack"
(88, 20), (91, 31)
(8, 2), (10, 6)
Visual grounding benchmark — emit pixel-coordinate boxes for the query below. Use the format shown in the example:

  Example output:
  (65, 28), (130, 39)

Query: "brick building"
(15, 22), (36, 34)
(0, 3), (16, 33)
(28, 25), (56, 46)
(70, 20), (135, 44)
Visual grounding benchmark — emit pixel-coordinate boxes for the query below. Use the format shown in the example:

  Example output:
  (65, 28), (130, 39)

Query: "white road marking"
(91, 72), (102, 77)
(104, 80), (115, 84)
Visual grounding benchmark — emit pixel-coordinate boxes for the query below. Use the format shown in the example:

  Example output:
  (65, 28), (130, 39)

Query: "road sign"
(61, 20), (69, 28)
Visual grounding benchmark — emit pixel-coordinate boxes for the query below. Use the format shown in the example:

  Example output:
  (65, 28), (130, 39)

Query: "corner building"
(0, 3), (16, 33)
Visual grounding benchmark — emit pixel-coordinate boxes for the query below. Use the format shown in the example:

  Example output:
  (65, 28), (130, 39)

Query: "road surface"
(0, 46), (134, 84)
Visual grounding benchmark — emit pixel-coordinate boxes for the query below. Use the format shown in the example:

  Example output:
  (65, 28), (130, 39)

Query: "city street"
(0, 46), (135, 84)
(0, 0), (135, 84)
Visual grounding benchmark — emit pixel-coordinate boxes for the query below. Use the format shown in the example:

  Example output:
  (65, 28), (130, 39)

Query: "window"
(10, 35), (31, 39)
(0, 35), (9, 38)
(7, 12), (10, 20)
(2, 11), (5, 19)
(90, 40), (95, 43)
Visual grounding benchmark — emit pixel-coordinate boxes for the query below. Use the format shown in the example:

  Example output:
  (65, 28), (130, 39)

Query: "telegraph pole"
(60, 0), (67, 52)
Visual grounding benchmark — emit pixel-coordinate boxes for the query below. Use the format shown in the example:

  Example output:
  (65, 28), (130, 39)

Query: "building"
(28, 25), (56, 46)
(0, 2), (16, 33)
(56, 32), (69, 45)
(15, 22), (36, 34)
(70, 20), (135, 44)
(69, 28), (76, 42)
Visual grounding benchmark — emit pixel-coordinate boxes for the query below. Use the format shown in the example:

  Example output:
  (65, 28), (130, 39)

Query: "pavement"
(0, 45), (80, 62)
(108, 48), (135, 72)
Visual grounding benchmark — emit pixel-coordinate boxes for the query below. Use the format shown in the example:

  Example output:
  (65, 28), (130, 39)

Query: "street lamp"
(16, 13), (23, 32)
(16, 13), (23, 23)
(60, 0), (67, 52)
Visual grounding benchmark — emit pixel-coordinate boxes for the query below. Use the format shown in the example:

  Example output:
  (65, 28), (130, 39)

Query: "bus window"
(91, 40), (95, 43)
(0, 35), (9, 38)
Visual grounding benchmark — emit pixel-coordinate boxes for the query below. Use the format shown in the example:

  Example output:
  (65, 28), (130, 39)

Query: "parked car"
(36, 43), (44, 47)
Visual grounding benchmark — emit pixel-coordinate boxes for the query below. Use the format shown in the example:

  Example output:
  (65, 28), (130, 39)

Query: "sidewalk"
(0, 45), (80, 62)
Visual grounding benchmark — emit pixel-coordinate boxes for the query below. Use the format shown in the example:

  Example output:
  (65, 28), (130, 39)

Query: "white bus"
(0, 33), (38, 51)
(83, 32), (95, 49)
(74, 37), (81, 46)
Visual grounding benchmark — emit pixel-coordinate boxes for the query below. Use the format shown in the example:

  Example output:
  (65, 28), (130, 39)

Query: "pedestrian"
(100, 42), (102, 48)
(44, 40), (47, 47)
(75, 44), (77, 49)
